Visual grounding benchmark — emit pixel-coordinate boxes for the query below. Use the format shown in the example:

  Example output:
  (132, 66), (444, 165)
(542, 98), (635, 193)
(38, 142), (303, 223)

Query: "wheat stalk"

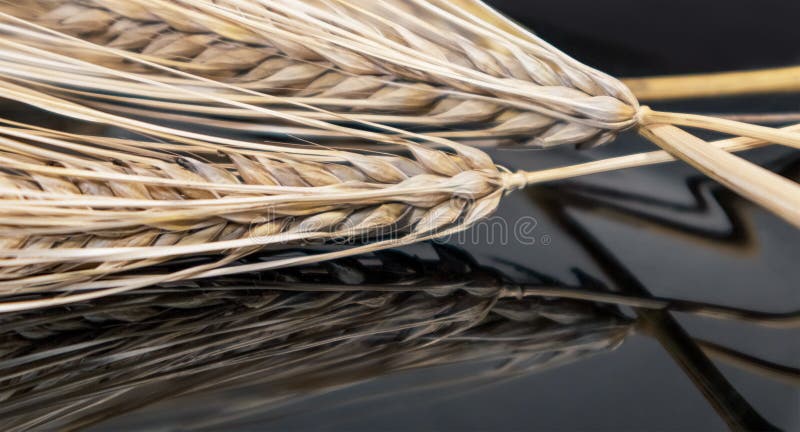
(0, 77), (795, 312)
(623, 65), (800, 101)
(0, 1), (635, 146)
(0, 0), (797, 311)
(0, 1), (795, 219)
(0, 102), (520, 311)
(0, 95), (793, 313)
(0, 0), (639, 147)
(5, 0), (799, 148)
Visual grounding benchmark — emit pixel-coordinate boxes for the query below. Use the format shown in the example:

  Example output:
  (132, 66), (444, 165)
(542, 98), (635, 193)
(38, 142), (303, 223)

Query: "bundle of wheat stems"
(0, 0), (798, 311)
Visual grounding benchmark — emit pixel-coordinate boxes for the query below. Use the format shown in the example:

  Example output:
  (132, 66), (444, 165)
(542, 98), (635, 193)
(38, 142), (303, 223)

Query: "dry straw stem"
(641, 124), (800, 226)
(0, 0), (798, 309)
(623, 66), (800, 101)
(636, 109), (800, 229)
(2, 0), (798, 154)
(0, 1), (797, 203)
(0, 100), (792, 313)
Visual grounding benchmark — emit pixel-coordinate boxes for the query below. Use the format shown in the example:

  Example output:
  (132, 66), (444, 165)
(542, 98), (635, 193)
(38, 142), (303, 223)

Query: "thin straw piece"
(640, 124), (800, 228)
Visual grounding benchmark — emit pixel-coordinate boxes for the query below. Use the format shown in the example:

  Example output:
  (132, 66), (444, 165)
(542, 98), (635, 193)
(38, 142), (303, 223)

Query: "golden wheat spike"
(1, 0), (638, 147)
(3, 0), (800, 150)
(0, 104), (516, 310)
(0, 1), (798, 312)
(0, 2), (796, 204)
(0, 109), (792, 312)
(0, 1), (798, 155)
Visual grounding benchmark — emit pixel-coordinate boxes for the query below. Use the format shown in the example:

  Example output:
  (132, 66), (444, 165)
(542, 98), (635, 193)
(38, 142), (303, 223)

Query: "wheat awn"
(0, 1), (797, 311)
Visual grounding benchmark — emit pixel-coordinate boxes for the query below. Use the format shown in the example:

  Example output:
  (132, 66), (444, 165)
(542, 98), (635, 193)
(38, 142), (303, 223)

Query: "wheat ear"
(0, 97), (792, 314)
(0, 0), (638, 147)
(0, 70), (793, 312)
(6, 1), (799, 145)
(1, 0), (799, 228)
(0, 84), (529, 312)
(0, 0), (797, 310)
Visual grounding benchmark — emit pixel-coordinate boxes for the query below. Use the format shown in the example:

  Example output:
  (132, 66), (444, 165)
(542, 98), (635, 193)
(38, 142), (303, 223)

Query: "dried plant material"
(4, 1), (798, 147)
(0, 2), (795, 212)
(0, 105), (795, 312)
(0, 0), (638, 146)
(0, 0), (797, 310)
(640, 124), (800, 224)
(623, 65), (800, 101)
(0, 108), (518, 311)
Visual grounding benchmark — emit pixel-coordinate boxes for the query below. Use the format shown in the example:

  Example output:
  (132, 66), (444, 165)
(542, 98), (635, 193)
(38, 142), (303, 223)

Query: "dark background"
(94, 1), (800, 430)
(493, 0), (800, 77)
